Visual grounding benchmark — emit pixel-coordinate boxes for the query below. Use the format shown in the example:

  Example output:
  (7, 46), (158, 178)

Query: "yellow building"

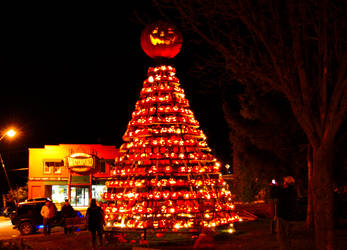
(28, 144), (118, 207)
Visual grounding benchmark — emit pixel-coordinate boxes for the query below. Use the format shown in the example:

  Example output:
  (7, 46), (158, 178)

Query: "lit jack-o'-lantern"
(141, 21), (183, 59)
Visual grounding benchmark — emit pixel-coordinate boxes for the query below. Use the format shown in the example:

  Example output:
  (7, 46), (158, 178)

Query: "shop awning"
(70, 175), (90, 184)
(43, 180), (68, 185)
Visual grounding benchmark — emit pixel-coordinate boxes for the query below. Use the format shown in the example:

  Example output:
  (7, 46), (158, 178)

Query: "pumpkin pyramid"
(103, 22), (240, 232)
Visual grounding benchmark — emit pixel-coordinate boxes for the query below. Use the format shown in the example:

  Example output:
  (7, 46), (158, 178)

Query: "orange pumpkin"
(156, 232), (164, 238)
(141, 21), (182, 59)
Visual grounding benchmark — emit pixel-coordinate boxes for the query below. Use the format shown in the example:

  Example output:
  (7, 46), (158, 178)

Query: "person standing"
(86, 199), (104, 249)
(61, 199), (75, 235)
(269, 179), (280, 233)
(40, 200), (56, 235)
(276, 176), (297, 250)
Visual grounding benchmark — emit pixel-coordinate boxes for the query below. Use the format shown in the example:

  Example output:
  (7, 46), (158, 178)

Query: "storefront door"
(70, 187), (89, 207)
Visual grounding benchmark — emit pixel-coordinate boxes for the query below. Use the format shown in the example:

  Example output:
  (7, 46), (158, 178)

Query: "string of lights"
(103, 65), (240, 231)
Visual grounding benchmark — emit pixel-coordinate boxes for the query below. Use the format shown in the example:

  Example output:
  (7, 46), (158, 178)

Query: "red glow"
(103, 65), (240, 231)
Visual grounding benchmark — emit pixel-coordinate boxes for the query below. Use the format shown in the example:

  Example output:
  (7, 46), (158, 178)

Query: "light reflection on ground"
(0, 216), (20, 240)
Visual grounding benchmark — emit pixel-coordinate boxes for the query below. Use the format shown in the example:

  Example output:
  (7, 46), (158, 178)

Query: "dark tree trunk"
(312, 142), (335, 250)
(232, 143), (243, 200)
(306, 144), (313, 229)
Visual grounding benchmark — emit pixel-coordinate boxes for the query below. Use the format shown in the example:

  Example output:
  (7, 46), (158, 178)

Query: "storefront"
(28, 144), (119, 207)
(50, 184), (107, 207)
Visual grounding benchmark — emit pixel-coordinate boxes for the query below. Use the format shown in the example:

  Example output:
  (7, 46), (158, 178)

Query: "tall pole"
(0, 129), (17, 199)
(0, 153), (13, 192)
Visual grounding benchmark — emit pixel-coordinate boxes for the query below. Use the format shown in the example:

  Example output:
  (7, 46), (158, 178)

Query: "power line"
(7, 168), (28, 172)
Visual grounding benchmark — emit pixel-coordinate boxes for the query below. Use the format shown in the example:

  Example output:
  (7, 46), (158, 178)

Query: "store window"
(51, 185), (107, 207)
(71, 187), (89, 207)
(52, 185), (68, 203)
(92, 185), (107, 202)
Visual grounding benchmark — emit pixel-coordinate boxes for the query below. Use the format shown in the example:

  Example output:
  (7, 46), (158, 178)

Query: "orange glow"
(148, 76), (154, 83)
(103, 65), (241, 232)
(140, 22), (182, 59)
(6, 129), (16, 137)
(150, 34), (177, 45)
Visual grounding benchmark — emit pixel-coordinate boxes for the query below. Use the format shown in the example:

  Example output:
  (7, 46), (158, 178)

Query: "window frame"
(43, 160), (64, 175)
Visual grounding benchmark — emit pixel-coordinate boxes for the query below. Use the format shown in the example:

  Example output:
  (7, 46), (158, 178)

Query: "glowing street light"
(0, 128), (18, 192)
(0, 128), (17, 141)
(6, 129), (16, 138)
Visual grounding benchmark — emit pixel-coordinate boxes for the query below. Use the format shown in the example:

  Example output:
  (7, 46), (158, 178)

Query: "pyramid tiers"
(103, 65), (240, 231)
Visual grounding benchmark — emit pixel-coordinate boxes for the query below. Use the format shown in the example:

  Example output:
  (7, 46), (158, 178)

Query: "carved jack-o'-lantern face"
(141, 22), (183, 59)
(150, 26), (177, 45)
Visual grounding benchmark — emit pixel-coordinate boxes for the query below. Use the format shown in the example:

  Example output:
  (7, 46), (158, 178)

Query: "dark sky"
(0, 3), (230, 193)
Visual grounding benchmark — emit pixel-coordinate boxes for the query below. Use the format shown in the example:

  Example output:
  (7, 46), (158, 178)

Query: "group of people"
(40, 199), (76, 235)
(37, 181), (297, 249)
(40, 198), (105, 248)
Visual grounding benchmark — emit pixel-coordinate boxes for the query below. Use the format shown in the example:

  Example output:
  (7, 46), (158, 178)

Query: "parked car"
(10, 200), (63, 235)
(1, 201), (17, 217)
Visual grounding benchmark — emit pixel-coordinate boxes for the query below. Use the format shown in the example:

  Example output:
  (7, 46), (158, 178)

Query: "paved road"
(0, 216), (66, 240)
(0, 216), (20, 240)
(2, 216), (346, 250)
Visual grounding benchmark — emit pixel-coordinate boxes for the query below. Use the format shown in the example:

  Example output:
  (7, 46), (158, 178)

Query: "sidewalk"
(1, 219), (346, 249)
(0, 220), (277, 249)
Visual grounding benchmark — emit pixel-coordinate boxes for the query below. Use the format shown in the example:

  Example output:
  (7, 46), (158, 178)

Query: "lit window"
(43, 164), (51, 174)
(44, 160), (64, 175)
(53, 166), (62, 174)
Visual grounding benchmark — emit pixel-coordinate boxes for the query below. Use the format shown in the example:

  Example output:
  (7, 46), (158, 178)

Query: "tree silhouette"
(223, 83), (306, 201)
(155, 0), (347, 249)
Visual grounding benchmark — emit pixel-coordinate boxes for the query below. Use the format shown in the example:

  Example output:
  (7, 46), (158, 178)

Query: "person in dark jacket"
(269, 179), (280, 233)
(276, 176), (297, 250)
(86, 199), (104, 249)
(61, 199), (75, 234)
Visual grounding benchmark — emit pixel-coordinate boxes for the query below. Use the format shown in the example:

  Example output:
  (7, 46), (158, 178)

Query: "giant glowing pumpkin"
(141, 22), (182, 59)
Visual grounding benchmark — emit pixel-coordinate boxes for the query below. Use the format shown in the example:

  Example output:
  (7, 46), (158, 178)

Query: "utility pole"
(0, 153), (13, 192)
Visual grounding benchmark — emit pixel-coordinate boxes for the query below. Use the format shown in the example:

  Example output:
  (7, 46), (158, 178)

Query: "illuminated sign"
(67, 153), (94, 172)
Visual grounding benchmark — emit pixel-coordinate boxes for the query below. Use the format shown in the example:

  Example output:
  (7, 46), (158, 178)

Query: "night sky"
(0, 3), (230, 193)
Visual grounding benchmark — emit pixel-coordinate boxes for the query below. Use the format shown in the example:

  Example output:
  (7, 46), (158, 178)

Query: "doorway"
(70, 187), (89, 207)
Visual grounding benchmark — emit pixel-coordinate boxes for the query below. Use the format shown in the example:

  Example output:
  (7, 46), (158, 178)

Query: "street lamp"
(0, 128), (17, 192)
(0, 129), (16, 141)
